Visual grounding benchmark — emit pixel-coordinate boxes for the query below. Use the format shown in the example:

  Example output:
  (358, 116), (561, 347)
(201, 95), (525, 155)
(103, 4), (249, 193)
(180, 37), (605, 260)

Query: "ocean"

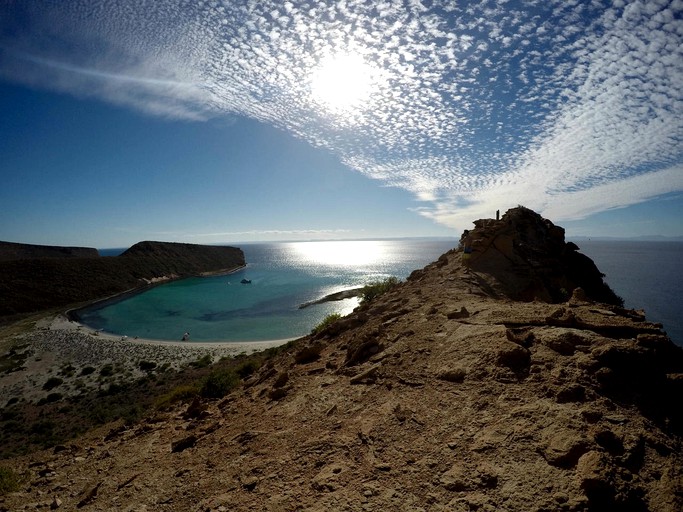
(86, 239), (683, 347)
(571, 240), (683, 347)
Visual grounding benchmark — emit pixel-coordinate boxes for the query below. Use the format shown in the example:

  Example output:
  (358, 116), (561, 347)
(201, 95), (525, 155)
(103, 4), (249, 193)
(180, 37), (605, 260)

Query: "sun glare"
(310, 54), (377, 114)
(291, 240), (386, 267)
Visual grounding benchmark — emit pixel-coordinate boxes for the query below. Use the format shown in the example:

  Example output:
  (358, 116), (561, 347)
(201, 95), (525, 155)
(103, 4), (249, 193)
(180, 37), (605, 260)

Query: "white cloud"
(1, 0), (681, 230)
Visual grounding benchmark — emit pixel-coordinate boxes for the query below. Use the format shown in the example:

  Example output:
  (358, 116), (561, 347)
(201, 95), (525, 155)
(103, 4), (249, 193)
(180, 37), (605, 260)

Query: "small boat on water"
(240, 279), (252, 284)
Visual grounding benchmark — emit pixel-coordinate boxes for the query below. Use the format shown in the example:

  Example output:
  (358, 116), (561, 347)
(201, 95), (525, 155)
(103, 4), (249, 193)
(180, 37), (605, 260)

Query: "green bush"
(190, 354), (213, 368)
(311, 313), (342, 335)
(155, 385), (199, 410)
(200, 368), (239, 399)
(235, 359), (260, 379)
(359, 277), (400, 305)
(80, 366), (96, 376)
(0, 466), (22, 495)
(99, 364), (114, 377)
(42, 377), (63, 391)
(59, 364), (76, 378)
(38, 393), (63, 405)
(139, 360), (157, 372)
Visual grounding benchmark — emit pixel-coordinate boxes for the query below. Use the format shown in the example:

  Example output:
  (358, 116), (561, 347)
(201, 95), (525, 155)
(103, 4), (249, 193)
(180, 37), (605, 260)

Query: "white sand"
(1, 314), (296, 404)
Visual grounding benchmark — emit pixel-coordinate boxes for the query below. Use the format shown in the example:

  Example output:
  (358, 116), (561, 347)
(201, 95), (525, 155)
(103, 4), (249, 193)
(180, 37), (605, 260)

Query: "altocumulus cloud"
(1, 0), (681, 227)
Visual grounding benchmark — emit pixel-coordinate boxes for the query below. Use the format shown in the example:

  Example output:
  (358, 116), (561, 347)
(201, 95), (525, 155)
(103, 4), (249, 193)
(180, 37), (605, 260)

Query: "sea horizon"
(97, 233), (683, 254)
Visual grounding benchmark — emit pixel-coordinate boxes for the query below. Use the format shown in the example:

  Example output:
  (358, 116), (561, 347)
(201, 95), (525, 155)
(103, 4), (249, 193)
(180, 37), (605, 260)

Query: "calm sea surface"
(573, 240), (683, 347)
(86, 239), (682, 346)
(82, 239), (457, 342)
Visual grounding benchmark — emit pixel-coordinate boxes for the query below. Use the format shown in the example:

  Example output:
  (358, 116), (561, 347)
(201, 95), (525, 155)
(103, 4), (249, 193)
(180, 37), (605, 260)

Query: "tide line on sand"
(51, 315), (295, 350)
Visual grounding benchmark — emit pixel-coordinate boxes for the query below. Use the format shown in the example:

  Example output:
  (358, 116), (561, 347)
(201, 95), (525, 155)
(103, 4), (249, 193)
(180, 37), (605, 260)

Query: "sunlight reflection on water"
(289, 240), (389, 267)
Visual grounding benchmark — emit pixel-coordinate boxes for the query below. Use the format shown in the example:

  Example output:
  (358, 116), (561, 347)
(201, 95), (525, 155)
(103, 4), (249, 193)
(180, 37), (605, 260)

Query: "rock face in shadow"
(2, 208), (681, 512)
(0, 241), (245, 318)
(464, 206), (623, 305)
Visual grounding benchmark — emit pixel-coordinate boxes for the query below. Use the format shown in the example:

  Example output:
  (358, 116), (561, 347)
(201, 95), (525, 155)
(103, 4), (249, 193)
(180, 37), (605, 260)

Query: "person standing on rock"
(461, 230), (473, 268)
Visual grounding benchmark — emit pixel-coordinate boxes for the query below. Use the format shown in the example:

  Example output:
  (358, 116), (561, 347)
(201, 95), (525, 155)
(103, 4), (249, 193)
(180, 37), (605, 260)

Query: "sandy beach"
(0, 313), (293, 405)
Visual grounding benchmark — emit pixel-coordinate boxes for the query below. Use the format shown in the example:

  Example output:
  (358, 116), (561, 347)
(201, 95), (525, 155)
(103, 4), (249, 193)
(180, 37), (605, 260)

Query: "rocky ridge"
(1, 208), (681, 511)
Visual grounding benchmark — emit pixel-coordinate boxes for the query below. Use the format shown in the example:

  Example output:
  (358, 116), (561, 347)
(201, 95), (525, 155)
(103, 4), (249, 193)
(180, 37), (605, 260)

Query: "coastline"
(67, 263), (248, 324)
(0, 312), (294, 405)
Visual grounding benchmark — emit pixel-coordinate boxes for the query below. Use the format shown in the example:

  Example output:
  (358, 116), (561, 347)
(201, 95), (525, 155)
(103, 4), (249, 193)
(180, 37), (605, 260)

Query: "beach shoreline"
(0, 312), (294, 405)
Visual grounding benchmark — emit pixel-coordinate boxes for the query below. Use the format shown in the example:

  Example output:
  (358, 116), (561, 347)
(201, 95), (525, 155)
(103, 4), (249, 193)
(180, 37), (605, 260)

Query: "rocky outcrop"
(463, 206), (623, 305)
(1, 209), (681, 512)
(0, 241), (99, 261)
(0, 241), (245, 318)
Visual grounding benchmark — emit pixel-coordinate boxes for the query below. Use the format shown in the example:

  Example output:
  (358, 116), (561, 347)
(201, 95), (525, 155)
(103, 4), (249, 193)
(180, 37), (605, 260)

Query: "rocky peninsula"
(1, 207), (681, 511)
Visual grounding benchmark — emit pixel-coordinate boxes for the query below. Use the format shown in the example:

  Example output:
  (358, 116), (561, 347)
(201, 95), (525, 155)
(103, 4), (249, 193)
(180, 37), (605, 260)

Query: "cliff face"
(2, 209), (682, 512)
(462, 206), (623, 305)
(0, 241), (245, 318)
(0, 241), (99, 261)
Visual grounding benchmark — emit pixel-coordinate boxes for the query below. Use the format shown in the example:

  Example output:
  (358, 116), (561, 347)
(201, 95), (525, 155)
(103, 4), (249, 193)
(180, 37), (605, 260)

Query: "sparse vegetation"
(235, 359), (260, 379)
(139, 360), (157, 372)
(190, 354), (213, 368)
(0, 344), (30, 375)
(59, 363), (76, 377)
(0, 466), (22, 495)
(0, 341), (289, 460)
(359, 277), (401, 305)
(38, 393), (63, 405)
(80, 366), (95, 376)
(42, 377), (63, 391)
(155, 385), (200, 410)
(200, 368), (239, 398)
(99, 364), (115, 377)
(311, 313), (342, 335)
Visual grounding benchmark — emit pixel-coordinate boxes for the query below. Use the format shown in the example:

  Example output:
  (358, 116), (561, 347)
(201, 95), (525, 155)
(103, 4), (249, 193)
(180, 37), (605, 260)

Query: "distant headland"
(0, 240), (245, 321)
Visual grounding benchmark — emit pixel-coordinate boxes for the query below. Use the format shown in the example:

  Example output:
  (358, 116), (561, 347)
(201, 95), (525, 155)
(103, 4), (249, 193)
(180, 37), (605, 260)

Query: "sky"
(1, 0), (682, 248)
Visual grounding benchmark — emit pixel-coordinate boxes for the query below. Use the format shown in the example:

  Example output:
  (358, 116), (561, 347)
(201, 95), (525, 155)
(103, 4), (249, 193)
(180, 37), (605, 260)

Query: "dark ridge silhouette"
(0, 241), (99, 261)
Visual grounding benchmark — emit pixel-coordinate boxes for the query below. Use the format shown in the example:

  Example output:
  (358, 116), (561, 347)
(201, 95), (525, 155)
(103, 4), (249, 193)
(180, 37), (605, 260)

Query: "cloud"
(1, 0), (681, 228)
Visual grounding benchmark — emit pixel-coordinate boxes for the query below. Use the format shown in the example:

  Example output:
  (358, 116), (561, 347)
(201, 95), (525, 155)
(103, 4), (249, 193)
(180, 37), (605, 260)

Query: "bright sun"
(310, 54), (376, 113)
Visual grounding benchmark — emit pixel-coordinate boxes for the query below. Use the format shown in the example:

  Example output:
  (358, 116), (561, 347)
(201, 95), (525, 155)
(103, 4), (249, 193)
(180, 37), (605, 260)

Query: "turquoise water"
(79, 239), (457, 342)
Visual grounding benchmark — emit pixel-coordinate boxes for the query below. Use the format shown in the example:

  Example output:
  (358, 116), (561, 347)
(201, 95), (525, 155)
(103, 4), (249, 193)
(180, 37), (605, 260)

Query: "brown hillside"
(1, 208), (681, 511)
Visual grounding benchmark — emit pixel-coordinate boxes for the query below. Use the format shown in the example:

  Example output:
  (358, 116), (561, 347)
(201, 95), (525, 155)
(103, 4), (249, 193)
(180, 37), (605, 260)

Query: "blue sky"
(1, 0), (682, 248)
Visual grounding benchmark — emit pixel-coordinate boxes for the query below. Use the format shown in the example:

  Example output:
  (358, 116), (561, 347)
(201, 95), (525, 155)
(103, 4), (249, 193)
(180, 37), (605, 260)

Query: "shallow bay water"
(81, 239), (457, 342)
